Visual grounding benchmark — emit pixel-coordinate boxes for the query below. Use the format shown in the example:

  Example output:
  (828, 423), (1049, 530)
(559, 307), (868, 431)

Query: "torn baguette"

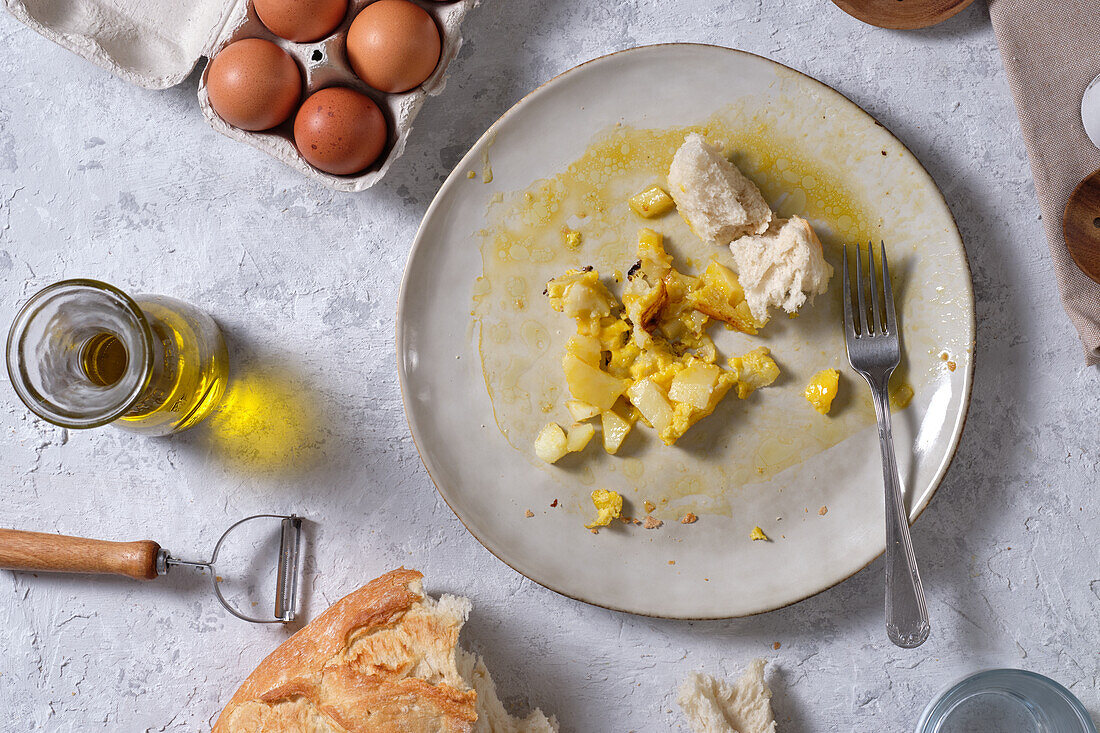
(677, 658), (778, 733)
(213, 569), (557, 733)
(731, 215), (833, 323)
(667, 133), (772, 245)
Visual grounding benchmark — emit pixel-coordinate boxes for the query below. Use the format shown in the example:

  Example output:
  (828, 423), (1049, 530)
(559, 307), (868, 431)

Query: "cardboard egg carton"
(4, 0), (477, 191)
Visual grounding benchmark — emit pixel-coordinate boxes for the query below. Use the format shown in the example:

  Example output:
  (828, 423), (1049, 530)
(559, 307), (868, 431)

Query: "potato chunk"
(601, 408), (633, 454)
(565, 399), (601, 422)
(687, 260), (761, 334)
(668, 362), (721, 410)
(729, 347), (780, 399)
(627, 378), (675, 435)
(628, 185), (676, 218)
(562, 354), (630, 411)
(566, 334), (602, 366)
(566, 422), (596, 452)
(534, 423), (569, 464)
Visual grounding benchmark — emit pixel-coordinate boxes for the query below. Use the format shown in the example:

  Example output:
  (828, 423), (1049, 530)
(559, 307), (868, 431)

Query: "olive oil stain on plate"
(472, 109), (924, 517)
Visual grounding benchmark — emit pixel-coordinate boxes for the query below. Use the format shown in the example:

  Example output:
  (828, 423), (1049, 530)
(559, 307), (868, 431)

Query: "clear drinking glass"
(6, 279), (228, 436)
(917, 669), (1097, 733)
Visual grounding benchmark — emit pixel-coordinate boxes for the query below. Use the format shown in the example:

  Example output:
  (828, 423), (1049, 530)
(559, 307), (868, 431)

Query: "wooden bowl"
(831, 0), (977, 30)
(1064, 168), (1100, 285)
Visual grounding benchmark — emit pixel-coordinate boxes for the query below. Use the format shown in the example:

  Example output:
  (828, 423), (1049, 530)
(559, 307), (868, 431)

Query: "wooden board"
(831, 0), (976, 29)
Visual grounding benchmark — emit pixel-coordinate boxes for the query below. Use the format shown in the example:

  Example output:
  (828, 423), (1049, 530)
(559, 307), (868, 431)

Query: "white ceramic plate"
(398, 44), (974, 618)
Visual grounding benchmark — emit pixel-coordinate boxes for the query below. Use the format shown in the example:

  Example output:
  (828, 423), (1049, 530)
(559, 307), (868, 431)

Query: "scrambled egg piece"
(728, 347), (780, 399)
(586, 489), (623, 528)
(562, 227), (582, 250)
(544, 229), (768, 451)
(804, 368), (840, 414)
(750, 526), (769, 541)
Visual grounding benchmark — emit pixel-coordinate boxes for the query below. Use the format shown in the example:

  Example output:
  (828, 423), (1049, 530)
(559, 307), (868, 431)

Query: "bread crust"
(213, 568), (478, 733)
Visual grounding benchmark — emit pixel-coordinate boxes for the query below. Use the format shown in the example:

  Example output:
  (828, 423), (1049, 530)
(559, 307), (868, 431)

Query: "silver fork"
(842, 242), (930, 649)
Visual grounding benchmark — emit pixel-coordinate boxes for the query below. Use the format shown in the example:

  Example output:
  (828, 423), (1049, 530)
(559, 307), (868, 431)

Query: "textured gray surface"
(1, 1), (1098, 731)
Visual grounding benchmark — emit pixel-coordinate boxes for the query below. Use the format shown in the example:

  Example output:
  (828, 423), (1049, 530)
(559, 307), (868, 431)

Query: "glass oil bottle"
(7, 279), (228, 436)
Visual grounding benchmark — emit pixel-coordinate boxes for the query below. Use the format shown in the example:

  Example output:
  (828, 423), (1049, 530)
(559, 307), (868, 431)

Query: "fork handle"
(871, 385), (930, 648)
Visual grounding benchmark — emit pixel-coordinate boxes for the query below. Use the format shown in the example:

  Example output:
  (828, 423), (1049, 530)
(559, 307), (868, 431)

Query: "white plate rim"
(396, 42), (976, 619)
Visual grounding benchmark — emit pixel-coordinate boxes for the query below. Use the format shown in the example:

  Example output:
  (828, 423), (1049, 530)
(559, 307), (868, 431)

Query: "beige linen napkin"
(989, 0), (1100, 365)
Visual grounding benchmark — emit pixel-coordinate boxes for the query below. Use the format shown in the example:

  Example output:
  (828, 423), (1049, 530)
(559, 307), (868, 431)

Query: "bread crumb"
(525, 510), (535, 518)
(466, 170), (477, 179)
(643, 515), (663, 530)
(680, 513), (698, 524)
(644, 500), (657, 513)
(750, 526), (769, 541)
(818, 505), (828, 516)
(773, 641), (781, 650)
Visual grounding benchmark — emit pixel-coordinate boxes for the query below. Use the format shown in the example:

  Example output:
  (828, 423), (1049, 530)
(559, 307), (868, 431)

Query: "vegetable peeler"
(0, 514), (302, 624)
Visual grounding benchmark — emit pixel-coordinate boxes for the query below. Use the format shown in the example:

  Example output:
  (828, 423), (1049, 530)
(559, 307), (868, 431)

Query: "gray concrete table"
(1, 1), (1097, 730)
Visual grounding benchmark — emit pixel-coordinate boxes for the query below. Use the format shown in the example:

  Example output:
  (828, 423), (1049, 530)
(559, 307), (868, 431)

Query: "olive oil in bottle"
(8, 280), (228, 436)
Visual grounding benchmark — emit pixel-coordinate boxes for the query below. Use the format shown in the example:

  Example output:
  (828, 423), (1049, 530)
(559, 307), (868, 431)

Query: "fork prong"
(842, 247), (855, 337)
(855, 242), (869, 337)
(868, 242), (882, 335)
(881, 241), (896, 333)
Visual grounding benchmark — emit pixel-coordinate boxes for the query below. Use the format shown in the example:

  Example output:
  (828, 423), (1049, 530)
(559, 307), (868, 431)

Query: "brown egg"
(206, 39), (302, 131)
(253, 0), (348, 42)
(346, 0), (441, 94)
(294, 87), (388, 175)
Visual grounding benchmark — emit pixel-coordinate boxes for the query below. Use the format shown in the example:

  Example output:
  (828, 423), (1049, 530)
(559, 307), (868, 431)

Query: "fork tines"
(843, 241), (895, 339)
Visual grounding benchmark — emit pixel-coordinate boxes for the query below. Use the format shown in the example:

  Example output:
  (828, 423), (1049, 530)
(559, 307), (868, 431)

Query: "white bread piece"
(667, 133), (772, 245)
(731, 215), (834, 323)
(459, 649), (558, 733)
(214, 569), (557, 733)
(677, 659), (778, 733)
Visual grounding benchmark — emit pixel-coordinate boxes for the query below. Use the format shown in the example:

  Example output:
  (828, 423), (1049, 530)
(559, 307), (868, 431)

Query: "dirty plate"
(397, 44), (973, 618)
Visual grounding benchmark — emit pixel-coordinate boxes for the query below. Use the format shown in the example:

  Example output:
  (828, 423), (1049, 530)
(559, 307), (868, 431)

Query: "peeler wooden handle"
(0, 529), (161, 580)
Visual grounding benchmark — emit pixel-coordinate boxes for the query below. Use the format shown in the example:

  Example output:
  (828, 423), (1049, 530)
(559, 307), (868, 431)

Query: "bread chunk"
(214, 569), (557, 733)
(677, 658), (777, 733)
(667, 133), (772, 245)
(731, 216), (833, 322)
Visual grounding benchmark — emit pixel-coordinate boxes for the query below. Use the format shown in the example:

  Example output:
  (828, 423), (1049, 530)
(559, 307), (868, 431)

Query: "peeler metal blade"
(274, 514), (302, 623)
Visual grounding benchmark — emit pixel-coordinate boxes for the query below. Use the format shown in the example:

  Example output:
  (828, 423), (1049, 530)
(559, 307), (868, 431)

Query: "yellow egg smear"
(804, 368), (840, 414)
(472, 103), (948, 517)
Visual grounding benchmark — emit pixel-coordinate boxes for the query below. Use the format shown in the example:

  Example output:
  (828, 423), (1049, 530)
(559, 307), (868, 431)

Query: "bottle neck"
(6, 280), (154, 429)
